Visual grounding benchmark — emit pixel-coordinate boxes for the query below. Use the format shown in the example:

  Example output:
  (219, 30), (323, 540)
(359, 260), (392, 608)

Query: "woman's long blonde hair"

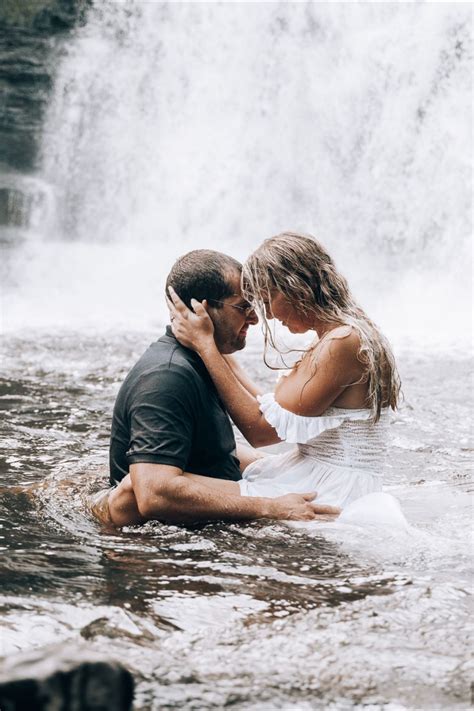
(242, 232), (401, 421)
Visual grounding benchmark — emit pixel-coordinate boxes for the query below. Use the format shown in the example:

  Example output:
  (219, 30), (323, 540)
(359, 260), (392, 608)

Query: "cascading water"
(2, 1), (471, 342)
(1, 4), (472, 710)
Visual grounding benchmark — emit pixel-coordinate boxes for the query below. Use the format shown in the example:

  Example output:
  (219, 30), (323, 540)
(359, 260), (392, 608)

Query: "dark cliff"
(0, 0), (90, 172)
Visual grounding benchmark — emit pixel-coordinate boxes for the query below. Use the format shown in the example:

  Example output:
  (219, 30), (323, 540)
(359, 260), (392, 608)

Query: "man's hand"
(268, 492), (340, 521)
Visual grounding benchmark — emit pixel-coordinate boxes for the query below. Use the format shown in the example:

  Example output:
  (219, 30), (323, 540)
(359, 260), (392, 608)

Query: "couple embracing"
(93, 232), (400, 527)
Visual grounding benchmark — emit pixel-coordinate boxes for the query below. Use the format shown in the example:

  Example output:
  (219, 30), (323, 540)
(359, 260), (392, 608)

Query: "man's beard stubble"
(211, 314), (247, 355)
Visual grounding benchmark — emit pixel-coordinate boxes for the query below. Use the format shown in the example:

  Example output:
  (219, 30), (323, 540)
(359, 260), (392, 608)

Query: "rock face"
(0, 0), (91, 231)
(0, 0), (91, 34)
(0, 0), (90, 172)
(0, 643), (134, 710)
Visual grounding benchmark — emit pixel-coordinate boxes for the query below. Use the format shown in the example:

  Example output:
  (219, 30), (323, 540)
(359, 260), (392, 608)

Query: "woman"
(168, 231), (401, 510)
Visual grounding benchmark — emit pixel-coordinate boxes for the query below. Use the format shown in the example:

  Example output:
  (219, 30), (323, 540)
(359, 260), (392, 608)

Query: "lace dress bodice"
(239, 393), (390, 508)
(258, 393), (388, 477)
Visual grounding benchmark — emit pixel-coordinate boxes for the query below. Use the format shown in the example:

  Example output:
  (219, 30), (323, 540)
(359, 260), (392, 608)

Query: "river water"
(1, 2), (472, 709)
(0, 333), (472, 709)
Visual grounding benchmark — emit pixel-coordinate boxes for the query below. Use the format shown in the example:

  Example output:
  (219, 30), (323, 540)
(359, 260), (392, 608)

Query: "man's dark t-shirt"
(109, 327), (242, 486)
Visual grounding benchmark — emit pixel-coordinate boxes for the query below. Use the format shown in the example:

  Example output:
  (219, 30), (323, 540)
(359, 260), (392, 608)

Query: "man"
(94, 249), (334, 527)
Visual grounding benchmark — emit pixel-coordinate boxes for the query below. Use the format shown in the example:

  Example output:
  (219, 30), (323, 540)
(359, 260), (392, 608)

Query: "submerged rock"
(0, 642), (134, 710)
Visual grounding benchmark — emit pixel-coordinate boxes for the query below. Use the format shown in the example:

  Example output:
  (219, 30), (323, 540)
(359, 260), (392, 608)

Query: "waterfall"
(2, 2), (471, 345)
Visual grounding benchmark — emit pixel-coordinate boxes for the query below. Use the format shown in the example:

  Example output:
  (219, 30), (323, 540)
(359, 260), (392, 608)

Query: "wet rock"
(0, 643), (134, 710)
(0, 186), (31, 227)
(0, 0), (91, 32)
(0, 0), (91, 173)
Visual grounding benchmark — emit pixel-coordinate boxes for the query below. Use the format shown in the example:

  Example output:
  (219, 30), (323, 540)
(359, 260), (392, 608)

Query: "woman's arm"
(198, 343), (279, 446)
(168, 288), (280, 447)
(223, 354), (264, 397)
(275, 328), (367, 416)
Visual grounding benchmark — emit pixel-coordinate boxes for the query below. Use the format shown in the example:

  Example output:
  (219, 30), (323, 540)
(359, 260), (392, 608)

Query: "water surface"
(1, 333), (472, 709)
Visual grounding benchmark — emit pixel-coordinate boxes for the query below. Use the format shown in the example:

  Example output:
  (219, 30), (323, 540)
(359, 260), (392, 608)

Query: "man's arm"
(107, 462), (338, 527)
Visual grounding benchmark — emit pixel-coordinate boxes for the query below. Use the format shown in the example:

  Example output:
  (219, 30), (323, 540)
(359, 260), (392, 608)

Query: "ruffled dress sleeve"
(257, 392), (372, 444)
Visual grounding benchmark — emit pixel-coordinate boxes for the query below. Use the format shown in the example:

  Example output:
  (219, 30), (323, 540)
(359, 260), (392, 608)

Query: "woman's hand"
(167, 286), (215, 354)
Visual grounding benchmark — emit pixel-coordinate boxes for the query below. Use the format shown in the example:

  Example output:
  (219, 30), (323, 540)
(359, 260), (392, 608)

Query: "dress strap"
(258, 393), (372, 444)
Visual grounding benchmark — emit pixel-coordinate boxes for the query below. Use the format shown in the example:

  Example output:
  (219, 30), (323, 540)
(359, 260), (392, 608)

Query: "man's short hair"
(166, 250), (242, 308)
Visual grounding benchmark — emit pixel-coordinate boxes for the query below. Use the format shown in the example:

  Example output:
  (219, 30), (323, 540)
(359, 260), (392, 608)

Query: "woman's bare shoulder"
(275, 326), (366, 416)
(313, 325), (361, 360)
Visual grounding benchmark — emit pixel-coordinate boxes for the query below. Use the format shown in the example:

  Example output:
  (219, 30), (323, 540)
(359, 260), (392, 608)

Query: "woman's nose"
(246, 308), (259, 325)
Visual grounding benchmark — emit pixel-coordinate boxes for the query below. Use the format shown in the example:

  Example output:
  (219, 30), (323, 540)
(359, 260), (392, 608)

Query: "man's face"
(208, 272), (258, 354)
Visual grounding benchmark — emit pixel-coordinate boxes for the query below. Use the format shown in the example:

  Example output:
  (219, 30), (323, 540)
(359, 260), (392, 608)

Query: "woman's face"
(265, 291), (313, 334)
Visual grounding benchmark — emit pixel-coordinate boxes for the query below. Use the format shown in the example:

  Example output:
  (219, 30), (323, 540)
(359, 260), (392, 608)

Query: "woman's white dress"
(239, 393), (389, 509)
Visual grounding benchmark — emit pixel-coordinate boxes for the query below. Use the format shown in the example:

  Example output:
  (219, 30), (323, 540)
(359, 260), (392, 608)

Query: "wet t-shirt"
(109, 327), (241, 485)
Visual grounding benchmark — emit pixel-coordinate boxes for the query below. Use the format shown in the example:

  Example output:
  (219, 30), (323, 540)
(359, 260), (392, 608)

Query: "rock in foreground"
(0, 643), (134, 710)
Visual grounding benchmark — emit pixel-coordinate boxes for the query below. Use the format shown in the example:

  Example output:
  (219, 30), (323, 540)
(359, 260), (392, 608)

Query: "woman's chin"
(286, 323), (307, 334)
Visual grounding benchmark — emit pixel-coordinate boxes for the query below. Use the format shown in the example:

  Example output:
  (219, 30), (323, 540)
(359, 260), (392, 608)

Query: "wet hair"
(242, 231), (401, 421)
(166, 249), (242, 309)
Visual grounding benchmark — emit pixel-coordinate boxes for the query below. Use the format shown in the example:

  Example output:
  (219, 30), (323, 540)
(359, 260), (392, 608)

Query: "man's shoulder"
(142, 334), (202, 375)
(125, 334), (206, 393)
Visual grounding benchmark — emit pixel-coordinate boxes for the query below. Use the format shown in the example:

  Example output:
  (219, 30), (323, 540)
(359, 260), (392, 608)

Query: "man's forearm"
(114, 464), (338, 528)
(135, 474), (275, 524)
